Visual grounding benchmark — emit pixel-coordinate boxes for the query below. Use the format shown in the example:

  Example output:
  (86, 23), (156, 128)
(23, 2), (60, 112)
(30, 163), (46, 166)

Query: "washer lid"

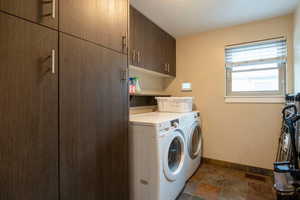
(130, 112), (185, 127)
(163, 129), (185, 182)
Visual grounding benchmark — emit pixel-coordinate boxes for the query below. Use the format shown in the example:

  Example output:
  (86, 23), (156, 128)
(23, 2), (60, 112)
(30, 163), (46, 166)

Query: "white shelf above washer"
(129, 65), (174, 78)
(130, 90), (171, 97)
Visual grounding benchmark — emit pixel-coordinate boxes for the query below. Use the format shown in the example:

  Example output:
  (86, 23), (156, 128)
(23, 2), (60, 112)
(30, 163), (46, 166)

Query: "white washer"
(182, 112), (202, 180)
(129, 112), (187, 200)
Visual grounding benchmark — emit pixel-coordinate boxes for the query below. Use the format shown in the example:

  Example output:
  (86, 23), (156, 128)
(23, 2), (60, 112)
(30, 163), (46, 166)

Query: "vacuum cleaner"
(274, 94), (300, 199)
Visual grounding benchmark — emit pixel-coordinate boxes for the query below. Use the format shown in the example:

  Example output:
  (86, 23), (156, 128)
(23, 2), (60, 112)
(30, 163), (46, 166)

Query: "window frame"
(224, 38), (287, 102)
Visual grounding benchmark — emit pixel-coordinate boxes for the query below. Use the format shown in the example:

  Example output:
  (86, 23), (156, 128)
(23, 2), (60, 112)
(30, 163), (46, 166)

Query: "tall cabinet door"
(0, 13), (58, 200)
(60, 0), (128, 53)
(0, 0), (58, 29)
(60, 33), (129, 200)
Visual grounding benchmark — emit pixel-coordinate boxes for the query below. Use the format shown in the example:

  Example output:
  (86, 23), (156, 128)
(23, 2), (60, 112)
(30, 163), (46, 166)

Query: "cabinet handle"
(168, 64), (170, 73)
(137, 51), (141, 64)
(42, 0), (55, 19)
(164, 64), (168, 72)
(51, 49), (55, 74)
(52, 0), (56, 19)
(120, 69), (128, 81)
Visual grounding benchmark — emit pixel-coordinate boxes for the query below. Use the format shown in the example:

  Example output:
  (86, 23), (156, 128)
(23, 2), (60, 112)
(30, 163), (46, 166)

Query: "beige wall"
(166, 15), (294, 169)
(295, 3), (300, 93)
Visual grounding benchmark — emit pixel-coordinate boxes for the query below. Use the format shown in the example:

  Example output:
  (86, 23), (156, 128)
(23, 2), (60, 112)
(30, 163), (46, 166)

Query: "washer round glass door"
(188, 122), (202, 159)
(163, 130), (185, 182)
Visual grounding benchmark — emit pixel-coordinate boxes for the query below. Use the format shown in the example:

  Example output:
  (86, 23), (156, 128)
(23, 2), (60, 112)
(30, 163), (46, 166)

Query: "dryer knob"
(172, 122), (179, 128)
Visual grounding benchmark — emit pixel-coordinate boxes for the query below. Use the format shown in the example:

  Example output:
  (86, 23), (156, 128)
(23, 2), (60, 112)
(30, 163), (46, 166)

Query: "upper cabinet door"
(0, 0), (58, 29)
(60, 0), (128, 54)
(166, 34), (176, 76)
(132, 6), (146, 67)
(131, 6), (159, 72)
(160, 30), (176, 76)
(0, 13), (58, 200)
(129, 6), (135, 65)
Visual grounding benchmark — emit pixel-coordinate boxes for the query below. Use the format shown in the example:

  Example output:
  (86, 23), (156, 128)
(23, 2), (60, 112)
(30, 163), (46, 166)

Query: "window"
(225, 38), (287, 102)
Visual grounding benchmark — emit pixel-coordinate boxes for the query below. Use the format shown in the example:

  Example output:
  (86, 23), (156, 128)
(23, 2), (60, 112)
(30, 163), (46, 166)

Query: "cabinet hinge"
(122, 35), (128, 53)
(121, 69), (128, 81)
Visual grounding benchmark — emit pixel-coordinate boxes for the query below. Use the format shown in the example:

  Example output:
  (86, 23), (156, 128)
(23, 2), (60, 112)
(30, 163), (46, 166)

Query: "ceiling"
(130, 0), (299, 38)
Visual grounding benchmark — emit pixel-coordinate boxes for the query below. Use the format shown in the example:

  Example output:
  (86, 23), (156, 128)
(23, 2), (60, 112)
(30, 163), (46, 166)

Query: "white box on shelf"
(155, 97), (193, 113)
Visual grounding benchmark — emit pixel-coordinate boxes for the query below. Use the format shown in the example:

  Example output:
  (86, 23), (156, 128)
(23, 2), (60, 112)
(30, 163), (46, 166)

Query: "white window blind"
(225, 38), (287, 98)
(225, 39), (287, 68)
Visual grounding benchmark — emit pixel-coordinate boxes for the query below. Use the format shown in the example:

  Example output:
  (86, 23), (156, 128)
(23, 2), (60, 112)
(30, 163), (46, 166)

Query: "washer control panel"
(159, 119), (180, 135)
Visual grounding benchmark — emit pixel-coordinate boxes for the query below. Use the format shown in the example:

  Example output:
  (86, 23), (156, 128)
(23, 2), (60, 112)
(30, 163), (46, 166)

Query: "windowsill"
(225, 96), (285, 104)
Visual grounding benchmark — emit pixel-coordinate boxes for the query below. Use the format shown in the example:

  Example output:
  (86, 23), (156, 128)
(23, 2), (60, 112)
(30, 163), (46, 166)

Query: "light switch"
(181, 82), (192, 91)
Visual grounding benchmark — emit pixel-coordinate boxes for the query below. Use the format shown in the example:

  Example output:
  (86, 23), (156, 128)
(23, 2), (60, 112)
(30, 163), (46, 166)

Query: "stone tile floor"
(177, 163), (275, 200)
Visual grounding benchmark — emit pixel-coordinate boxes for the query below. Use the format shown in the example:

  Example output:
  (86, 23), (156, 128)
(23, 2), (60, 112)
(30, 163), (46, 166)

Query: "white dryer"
(129, 112), (187, 200)
(182, 112), (202, 180)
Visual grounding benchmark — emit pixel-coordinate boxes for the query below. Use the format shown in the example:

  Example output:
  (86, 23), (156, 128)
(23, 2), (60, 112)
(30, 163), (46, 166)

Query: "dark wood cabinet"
(0, 0), (129, 198)
(130, 6), (157, 72)
(0, 13), (58, 200)
(60, 0), (128, 54)
(60, 33), (129, 200)
(130, 6), (145, 67)
(0, 0), (58, 29)
(133, 7), (147, 68)
(130, 6), (176, 76)
(163, 32), (176, 76)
